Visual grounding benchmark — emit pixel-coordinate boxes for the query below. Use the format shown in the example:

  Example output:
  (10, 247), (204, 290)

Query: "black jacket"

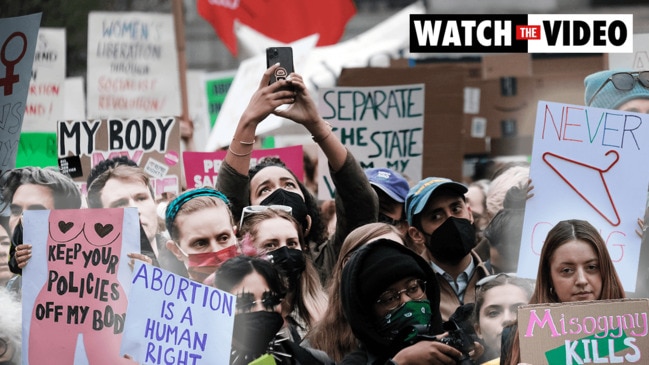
(340, 240), (444, 364)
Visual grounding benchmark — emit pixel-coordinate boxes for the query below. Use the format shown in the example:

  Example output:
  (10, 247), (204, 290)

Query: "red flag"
(197, 0), (356, 56)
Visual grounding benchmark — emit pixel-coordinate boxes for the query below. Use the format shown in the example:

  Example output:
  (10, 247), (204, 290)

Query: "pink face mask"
(187, 245), (239, 283)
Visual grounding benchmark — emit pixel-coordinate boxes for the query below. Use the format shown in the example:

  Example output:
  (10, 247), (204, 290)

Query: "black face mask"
(265, 246), (306, 290)
(424, 217), (476, 265)
(232, 311), (284, 358)
(260, 189), (309, 234)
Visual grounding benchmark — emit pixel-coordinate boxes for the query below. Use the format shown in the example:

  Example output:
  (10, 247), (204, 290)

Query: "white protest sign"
(23, 28), (66, 132)
(86, 12), (181, 119)
(517, 101), (649, 290)
(121, 262), (235, 364)
(316, 84), (425, 200)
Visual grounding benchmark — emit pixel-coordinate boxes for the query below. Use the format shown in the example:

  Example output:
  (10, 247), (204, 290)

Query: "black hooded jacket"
(340, 239), (444, 364)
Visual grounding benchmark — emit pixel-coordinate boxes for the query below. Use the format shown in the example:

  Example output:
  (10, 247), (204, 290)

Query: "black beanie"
(358, 239), (426, 308)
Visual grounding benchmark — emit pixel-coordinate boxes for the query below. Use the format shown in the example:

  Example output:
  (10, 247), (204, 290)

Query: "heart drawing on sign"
(58, 221), (74, 233)
(94, 223), (114, 238)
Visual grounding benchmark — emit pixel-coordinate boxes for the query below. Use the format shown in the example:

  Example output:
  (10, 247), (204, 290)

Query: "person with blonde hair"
(238, 207), (328, 343)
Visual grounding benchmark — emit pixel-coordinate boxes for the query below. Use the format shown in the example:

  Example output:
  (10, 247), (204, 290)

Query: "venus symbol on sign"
(0, 32), (27, 96)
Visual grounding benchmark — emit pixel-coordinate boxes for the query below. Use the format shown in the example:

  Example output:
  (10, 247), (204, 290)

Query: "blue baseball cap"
(364, 167), (409, 203)
(405, 177), (468, 225)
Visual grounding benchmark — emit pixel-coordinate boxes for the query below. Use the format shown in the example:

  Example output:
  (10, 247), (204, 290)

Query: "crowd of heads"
(0, 66), (646, 365)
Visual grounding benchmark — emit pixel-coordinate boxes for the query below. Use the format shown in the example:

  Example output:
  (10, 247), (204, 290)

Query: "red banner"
(197, 0), (356, 56)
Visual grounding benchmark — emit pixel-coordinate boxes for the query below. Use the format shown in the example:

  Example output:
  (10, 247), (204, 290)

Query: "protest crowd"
(2, 4), (649, 365)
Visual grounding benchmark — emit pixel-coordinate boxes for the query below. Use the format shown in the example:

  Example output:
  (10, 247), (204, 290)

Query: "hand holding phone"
(266, 47), (295, 90)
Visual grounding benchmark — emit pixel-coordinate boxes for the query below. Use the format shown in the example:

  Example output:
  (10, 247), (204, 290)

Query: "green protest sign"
(16, 132), (58, 168)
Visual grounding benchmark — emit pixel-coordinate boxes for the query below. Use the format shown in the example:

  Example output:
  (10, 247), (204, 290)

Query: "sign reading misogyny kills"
(86, 12), (181, 119)
(0, 13), (41, 172)
(518, 299), (649, 364)
(517, 101), (649, 290)
(57, 117), (181, 197)
(316, 84), (425, 200)
(120, 262), (235, 364)
(21, 208), (140, 365)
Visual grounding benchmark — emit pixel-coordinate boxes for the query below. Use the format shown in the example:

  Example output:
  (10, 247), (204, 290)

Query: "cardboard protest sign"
(635, 197), (649, 297)
(121, 262), (235, 364)
(86, 12), (181, 119)
(183, 145), (304, 189)
(518, 299), (649, 365)
(57, 117), (182, 196)
(316, 84), (425, 200)
(0, 13), (41, 173)
(23, 28), (65, 132)
(517, 101), (649, 290)
(21, 208), (140, 365)
(608, 33), (649, 70)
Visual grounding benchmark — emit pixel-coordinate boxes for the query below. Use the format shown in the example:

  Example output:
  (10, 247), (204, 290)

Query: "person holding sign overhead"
(216, 63), (377, 285)
(501, 219), (626, 365)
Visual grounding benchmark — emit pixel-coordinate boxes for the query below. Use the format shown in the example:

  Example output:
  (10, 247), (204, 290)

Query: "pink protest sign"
(183, 145), (304, 189)
(21, 208), (140, 365)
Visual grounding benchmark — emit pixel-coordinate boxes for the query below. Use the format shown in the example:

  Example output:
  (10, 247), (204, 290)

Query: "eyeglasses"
(475, 272), (517, 289)
(239, 205), (292, 228)
(587, 71), (649, 106)
(376, 279), (426, 311)
(236, 291), (284, 313)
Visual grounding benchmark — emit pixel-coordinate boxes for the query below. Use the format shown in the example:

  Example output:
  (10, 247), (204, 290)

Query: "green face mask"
(375, 300), (432, 343)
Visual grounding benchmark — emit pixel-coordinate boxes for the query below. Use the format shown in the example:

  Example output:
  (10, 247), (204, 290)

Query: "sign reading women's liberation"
(316, 84), (425, 200)
(86, 12), (181, 119)
(120, 262), (235, 364)
(518, 101), (649, 291)
(21, 208), (140, 365)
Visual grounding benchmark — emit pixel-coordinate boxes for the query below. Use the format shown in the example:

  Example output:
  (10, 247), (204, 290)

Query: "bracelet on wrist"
(234, 137), (255, 145)
(228, 145), (252, 157)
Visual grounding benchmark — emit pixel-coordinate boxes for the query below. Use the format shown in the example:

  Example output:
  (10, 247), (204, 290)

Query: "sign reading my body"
(58, 117), (175, 157)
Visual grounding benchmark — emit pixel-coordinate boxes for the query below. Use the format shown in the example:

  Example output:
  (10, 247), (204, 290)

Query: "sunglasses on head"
(239, 205), (292, 228)
(587, 71), (649, 106)
(475, 272), (517, 289)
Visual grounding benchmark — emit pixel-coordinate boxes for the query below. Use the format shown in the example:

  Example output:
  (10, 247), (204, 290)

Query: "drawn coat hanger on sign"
(542, 150), (621, 226)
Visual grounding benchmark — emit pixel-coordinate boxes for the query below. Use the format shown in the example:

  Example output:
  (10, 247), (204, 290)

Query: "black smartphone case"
(266, 47), (295, 85)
